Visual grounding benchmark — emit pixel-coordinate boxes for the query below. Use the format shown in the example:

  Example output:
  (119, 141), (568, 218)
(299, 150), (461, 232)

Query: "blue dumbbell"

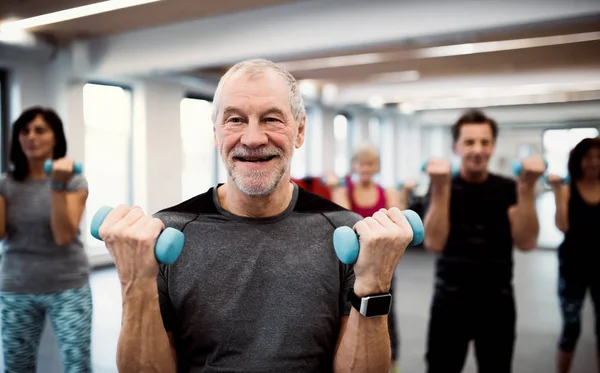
(44, 159), (83, 175)
(421, 159), (459, 178)
(333, 209), (425, 265)
(511, 159), (549, 176)
(90, 206), (184, 265)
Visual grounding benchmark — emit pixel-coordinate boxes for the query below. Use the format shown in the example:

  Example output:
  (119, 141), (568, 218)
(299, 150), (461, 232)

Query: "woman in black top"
(549, 137), (600, 373)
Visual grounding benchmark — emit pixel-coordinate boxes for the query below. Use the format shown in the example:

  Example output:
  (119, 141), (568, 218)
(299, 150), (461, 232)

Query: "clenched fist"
(98, 205), (165, 287)
(425, 158), (452, 187)
(519, 155), (547, 185)
(49, 157), (77, 184)
(352, 207), (414, 297)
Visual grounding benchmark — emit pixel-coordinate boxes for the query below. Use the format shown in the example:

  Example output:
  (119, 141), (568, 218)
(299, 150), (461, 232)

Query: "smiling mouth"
(234, 155), (277, 163)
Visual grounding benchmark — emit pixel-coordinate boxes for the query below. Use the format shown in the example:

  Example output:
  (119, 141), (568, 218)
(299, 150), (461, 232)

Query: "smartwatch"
(347, 289), (392, 318)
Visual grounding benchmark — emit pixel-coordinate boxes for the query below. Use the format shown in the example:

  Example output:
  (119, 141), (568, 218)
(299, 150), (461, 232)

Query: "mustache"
(229, 146), (284, 158)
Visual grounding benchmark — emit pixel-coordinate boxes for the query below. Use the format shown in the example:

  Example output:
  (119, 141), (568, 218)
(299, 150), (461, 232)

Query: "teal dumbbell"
(90, 206), (184, 265)
(44, 159), (83, 175)
(421, 159), (459, 177)
(333, 209), (425, 265)
(511, 158), (549, 176)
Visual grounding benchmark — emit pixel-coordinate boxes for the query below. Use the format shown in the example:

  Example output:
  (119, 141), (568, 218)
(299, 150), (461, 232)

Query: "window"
(379, 119), (395, 188)
(307, 107), (323, 176)
(334, 114), (349, 177)
(543, 127), (599, 177)
(290, 109), (310, 179)
(83, 83), (133, 252)
(369, 116), (381, 148)
(180, 98), (217, 200)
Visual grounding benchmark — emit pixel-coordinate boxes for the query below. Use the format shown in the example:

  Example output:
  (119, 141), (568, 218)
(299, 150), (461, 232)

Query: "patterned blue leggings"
(0, 285), (93, 373)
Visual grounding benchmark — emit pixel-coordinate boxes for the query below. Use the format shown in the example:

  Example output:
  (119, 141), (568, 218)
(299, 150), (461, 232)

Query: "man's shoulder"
(294, 187), (362, 227)
(153, 187), (217, 230)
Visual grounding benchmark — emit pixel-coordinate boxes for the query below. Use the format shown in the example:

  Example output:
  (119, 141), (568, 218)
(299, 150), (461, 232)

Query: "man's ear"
(295, 115), (306, 149)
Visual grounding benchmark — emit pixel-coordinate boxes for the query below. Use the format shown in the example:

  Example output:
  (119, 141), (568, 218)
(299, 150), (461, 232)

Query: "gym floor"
(0, 248), (596, 373)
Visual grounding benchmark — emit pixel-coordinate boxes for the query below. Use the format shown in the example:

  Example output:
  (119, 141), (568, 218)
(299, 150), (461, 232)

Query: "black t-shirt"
(424, 173), (518, 290)
(558, 182), (600, 273)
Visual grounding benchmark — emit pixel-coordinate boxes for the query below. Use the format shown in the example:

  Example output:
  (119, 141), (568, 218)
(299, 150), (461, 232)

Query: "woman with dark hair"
(548, 136), (600, 373)
(0, 106), (92, 372)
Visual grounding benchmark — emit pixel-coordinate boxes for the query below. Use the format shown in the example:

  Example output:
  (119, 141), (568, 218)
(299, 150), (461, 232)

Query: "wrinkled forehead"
(219, 70), (292, 114)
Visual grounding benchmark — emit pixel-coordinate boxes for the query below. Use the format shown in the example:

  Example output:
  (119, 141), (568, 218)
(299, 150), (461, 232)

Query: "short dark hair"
(9, 106), (67, 181)
(451, 109), (498, 143)
(568, 136), (600, 182)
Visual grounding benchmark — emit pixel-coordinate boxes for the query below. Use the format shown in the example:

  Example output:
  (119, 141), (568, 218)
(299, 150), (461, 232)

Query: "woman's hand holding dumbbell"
(44, 158), (82, 189)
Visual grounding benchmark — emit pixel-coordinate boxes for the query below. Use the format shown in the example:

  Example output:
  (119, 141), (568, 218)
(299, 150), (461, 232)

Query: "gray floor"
(0, 248), (597, 373)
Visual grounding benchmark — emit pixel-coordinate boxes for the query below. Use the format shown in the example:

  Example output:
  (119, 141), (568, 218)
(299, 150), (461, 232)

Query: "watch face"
(364, 294), (392, 317)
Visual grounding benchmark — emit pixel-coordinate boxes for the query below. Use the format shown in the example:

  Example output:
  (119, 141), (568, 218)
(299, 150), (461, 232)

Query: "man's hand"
(519, 155), (546, 186)
(98, 205), (164, 288)
(352, 208), (414, 297)
(425, 158), (452, 188)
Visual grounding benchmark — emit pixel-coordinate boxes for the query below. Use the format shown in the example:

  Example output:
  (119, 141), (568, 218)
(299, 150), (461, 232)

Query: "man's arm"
(333, 310), (391, 373)
(333, 207), (415, 373)
(423, 183), (451, 253)
(117, 279), (177, 373)
(508, 155), (546, 251)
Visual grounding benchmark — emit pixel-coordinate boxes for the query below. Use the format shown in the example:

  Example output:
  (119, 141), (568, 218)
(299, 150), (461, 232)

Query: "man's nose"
(240, 120), (268, 148)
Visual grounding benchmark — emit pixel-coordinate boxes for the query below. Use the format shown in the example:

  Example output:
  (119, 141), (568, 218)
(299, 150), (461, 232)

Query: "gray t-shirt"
(0, 172), (90, 294)
(155, 183), (361, 373)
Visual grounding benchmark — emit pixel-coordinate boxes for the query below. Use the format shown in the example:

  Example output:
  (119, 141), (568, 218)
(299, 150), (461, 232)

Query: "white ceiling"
(1, 0), (599, 112)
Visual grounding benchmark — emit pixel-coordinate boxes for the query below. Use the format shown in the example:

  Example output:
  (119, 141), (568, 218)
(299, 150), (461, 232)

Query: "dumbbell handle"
(333, 209), (425, 265)
(89, 206), (184, 265)
(44, 159), (83, 175)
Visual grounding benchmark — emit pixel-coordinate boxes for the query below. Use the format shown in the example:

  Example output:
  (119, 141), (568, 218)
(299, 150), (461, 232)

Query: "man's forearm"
(334, 310), (390, 373)
(511, 182), (539, 250)
(423, 185), (451, 252)
(117, 280), (177, 373)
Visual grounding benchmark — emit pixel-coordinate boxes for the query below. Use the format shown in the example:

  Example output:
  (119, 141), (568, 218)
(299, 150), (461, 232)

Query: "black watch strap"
(347, 288), (392, 318)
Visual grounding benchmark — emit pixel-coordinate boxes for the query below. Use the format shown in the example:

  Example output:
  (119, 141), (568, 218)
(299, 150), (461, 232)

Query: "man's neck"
(217, 179), (294, 218)
(460, 168), (489, 184)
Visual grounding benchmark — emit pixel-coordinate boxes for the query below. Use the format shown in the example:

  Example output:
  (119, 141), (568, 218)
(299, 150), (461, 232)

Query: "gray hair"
(211, 58), (305, 126)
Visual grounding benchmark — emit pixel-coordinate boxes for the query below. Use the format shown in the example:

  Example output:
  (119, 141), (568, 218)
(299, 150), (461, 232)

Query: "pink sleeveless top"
(345, 176), (387, 218)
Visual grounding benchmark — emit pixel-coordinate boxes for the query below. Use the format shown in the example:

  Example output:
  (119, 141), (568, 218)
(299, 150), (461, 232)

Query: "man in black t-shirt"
(422, 109), (546, 373)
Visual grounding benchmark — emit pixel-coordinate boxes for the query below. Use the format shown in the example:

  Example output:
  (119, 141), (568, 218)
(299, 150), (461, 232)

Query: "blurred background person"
(549, 137), (600, 373)
(0, 107), (92, 373)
